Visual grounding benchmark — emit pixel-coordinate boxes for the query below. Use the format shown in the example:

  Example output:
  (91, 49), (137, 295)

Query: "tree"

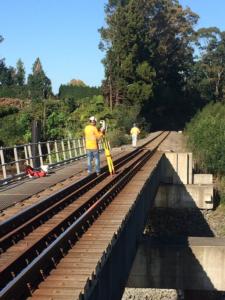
(142, 0), (199, 128)
(190, 28), (225, 102)
(27, 58), (52, 100)
(0, 59), (8, 85)
(148, 1), (198, 87)
(100, 0), (199, 129)
(100, 0), (155, 109)
(0, 35), (15, 85)
(0, 61), (16, 85)
(16, 59), (25, 86)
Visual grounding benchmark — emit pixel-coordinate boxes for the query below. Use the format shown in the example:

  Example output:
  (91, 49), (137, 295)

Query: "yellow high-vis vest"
(130, 127), (140, 135)
(84, 124), (103, 150)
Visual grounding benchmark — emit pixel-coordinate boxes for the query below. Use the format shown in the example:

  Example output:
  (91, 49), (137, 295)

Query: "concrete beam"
(154, 184), (214, 209)
(127, 237), (225, 291)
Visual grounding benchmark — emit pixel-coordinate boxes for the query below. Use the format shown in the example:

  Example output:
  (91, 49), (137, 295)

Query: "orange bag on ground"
(25, 165), (46, 177)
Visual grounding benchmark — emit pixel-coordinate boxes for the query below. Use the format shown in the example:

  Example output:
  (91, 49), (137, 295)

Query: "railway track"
(0, 131), (169, 299)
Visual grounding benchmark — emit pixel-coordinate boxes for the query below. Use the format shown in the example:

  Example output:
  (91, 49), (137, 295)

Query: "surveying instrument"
(99, 120), (115, 176)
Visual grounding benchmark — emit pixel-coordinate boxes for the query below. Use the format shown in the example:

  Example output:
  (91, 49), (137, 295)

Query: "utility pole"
(31, 120), (41, 168)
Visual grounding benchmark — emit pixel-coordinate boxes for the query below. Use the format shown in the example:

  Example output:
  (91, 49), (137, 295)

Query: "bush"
(186, 102), (225, 175)
(0, 106), (19, 117)
(186, 102), (225, 206)
(107, 130), (130, 147)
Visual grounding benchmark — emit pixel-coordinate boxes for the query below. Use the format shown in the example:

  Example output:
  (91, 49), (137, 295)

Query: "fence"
(0, 138), (102, 185)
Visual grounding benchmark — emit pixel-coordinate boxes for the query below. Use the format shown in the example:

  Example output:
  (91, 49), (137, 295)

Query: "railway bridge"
(0, 131), (224, 300)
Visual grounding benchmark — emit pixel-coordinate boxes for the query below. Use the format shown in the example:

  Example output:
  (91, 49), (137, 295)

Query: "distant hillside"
(69, 79), (86, 87)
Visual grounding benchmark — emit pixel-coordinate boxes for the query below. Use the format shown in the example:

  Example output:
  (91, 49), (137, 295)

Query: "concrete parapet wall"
(194, 174), (213, 185)
(155, 184), (214, 209)
(127, 237), (225, 291)
(160, 152), (193, 185)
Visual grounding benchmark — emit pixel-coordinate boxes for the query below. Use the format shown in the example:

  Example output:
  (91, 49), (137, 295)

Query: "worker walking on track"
(84, 116), (103, 175)
(130, 123), (140, 147)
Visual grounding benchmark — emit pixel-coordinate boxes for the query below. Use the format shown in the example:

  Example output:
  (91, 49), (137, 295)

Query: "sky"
(1, 0), (225, 94)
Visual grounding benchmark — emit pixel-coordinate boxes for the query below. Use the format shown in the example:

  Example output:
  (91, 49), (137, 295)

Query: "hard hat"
(89, 116), (97, 122)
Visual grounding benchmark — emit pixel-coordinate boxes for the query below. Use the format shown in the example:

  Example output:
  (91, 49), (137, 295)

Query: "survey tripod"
(100, 120), (115, 176)
(102, 136), (115, 175)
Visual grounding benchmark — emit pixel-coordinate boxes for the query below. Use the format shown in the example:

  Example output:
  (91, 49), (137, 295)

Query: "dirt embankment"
(0, 98), (28, 109)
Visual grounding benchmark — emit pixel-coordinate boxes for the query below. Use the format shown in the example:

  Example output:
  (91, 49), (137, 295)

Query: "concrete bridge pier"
(126, 236), (225, 294)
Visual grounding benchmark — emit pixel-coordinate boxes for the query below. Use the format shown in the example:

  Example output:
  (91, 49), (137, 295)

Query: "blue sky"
(179, 0), (225, 30)
(1, 0), (225, 94)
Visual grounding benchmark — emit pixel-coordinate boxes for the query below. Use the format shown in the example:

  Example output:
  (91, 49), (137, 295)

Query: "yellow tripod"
(102, 136), (115, 175)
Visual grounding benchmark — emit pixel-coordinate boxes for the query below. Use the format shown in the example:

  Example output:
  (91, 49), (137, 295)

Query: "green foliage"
(113, 103), (141, 131)
(0, 60), (16, 85)
(186, 102), (225, 206)
(107, 129), (130, 147)
(46, 111), (69, 140)
(100, 0), (156, 108)
(127, 82), (153, 104)
(136, 62), (155, 82)
(65, 95), (141, 146)
(58, 85), (101, 101)
(69, 95), (113, 137)
(100, 0), (199, 129)
(219, 177), (225, 205)
(0, 112), (31, 146)
(186, 102), (225, 175)
(189, 29), (225, 103)
(0, 85), (29, 99)
(0, 106), (19, 117)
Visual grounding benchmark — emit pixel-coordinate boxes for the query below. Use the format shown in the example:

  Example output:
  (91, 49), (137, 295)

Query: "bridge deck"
(30, 151), (163, 300)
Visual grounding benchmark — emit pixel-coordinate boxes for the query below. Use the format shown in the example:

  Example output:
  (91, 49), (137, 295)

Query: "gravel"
(122, 288), (179, 300)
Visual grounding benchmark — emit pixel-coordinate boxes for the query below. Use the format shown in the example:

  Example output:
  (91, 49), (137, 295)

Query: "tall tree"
(16, 59), (26, 86)
(100, 0), (155, 109)
(190, 28), (225, 102)
(0, 35), (15, 86)
(0, 61), (16, 85)
(143, 0), (199, 128)
(27, 58), (52, 99)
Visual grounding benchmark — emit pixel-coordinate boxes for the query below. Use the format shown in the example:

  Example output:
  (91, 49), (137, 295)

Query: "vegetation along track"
(0, 131), (169, 299)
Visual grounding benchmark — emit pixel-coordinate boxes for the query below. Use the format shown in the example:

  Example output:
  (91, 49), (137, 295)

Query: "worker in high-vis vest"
(84, 116), (103, 175)
(130, 123), (140, 147)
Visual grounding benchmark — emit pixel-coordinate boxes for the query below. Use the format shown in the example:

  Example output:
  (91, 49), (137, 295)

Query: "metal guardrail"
(0, 138), (103, 185)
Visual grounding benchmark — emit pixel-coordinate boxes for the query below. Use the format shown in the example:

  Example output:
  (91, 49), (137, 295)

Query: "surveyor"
(130, 123), (140, 147)
(84, 116), (104, 175)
